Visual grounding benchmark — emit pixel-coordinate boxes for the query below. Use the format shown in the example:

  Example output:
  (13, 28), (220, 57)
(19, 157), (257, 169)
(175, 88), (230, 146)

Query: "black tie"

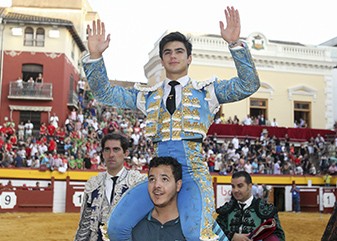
(110, 176), (118, 203)
(166, 81), (180, 115)
(239, 203), (246, 210)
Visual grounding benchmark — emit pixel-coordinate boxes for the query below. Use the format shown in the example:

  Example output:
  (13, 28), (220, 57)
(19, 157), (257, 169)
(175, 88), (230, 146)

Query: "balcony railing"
(8, 82), (53, 100)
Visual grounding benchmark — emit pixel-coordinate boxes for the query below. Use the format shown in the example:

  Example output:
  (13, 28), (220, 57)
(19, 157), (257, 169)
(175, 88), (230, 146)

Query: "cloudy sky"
(2, 0), (336, 82)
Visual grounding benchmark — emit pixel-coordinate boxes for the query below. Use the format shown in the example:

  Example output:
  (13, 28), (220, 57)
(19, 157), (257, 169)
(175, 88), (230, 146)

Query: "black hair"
(101, 132), (129, 153)
(232, 171), (252, 185)
(159, 31), (192, 59)
(148, 156), (182, 182)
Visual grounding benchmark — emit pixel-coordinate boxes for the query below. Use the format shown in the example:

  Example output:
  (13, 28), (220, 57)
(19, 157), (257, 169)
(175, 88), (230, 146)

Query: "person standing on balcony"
(27, 77), (35, 95)
(35, 73), (44, 95)
(83, 6), (259, 241)
(15, 77), (23, 95)
(35, 73), (43, 83)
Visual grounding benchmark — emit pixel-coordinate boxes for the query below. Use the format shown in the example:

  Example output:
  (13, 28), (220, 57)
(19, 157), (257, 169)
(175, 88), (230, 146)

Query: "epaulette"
(216, 198), (236, 215)
(191, 77), (216, 90)
(134, 81), (164, 92)
(84, 172), (105, 193)
(254, 198), (278, 219)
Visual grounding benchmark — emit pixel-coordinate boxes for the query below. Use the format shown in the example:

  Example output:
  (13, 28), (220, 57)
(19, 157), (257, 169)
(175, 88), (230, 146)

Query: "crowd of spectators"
(204, 131), (337, 177)
(1, 85), (337, 177)
(0, 86), (155, 173)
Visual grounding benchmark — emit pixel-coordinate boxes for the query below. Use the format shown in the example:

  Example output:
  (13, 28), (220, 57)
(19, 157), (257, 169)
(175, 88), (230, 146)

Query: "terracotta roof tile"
(1, 9), (86, 52)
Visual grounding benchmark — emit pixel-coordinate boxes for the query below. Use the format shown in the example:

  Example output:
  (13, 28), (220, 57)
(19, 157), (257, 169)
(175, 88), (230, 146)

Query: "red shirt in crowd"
(47, 124), (56, 136)
(48, 138), (57, 153)
(56, 128), (66, 141)
(40, 124), (47, 136)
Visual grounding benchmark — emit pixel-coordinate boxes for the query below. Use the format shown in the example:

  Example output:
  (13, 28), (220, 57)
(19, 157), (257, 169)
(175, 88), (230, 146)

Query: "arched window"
(36, 27), (45, 47)
(24, 27), (34, 46)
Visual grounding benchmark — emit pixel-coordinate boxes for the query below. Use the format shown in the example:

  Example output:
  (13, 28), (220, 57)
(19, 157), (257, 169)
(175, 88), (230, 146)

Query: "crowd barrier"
(0, 178), (54, 213)
(1, 173), (336, 214)
(65, 176), (85, 212)
(207, 123), (336, 141)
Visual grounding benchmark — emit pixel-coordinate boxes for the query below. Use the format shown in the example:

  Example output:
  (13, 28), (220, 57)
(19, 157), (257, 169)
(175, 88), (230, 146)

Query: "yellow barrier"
(0, 168), (334, 186)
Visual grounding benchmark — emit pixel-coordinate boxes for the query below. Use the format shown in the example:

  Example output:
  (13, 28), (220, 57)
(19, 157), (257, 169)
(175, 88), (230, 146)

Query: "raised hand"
(87, 19), (111, 59)
(219, 6), (241, 44)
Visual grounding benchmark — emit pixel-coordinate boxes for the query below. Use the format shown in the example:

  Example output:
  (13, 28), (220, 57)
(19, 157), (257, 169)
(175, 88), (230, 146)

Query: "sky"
(1, 0), (337, 82)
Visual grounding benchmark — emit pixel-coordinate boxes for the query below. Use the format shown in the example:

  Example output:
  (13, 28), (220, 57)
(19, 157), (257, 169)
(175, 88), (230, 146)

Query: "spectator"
(17, 121), (25, 140)
(323, 172), (332, 186)
(273, 160), (281, 174)
(15, 76), (23, 93)
(24, 120), (33, 138)
(50, 113), (59, 129)
(290, 182), (301, 212)
(77, 78), (85, 94)
(243, 114), (252, 125)
(13, 152), (24, 167)
(258, 114), (266, 125)
(270, 118), (278, 127)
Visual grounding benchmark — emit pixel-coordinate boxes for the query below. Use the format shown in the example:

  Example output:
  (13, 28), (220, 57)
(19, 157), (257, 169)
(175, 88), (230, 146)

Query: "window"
(20, 111), (41, 134)
(36, 28), (45, 47)
(24, 27), (46, 47)
(294, 101), (311, 128)
(24, 27), (34, 46)
(22, 64), (43, 82)
(250, 98), (268, 119)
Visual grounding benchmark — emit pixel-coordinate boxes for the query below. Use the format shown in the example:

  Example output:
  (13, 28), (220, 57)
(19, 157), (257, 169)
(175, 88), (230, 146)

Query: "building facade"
(0, 0), (96, 132)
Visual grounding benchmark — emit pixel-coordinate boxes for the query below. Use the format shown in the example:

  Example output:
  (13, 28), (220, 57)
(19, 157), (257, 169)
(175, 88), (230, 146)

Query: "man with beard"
(216, 171), (285, 241)
(131, 156), (185, 241)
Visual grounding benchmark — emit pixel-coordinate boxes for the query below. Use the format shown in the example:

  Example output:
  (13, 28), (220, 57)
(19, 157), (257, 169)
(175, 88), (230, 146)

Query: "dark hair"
(148, 156), (182, 182)
(101, 132), (129, 153)
(232, 171), (252, 185)
(159, 31), (192, 59)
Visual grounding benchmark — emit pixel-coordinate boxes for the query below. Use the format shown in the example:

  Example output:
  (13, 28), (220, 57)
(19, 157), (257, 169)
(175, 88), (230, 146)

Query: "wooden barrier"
(299, 187), (320, 212)
(322, 187), (337, 214)
(65, 176), (85, 212)
(0, 178), (54, 212)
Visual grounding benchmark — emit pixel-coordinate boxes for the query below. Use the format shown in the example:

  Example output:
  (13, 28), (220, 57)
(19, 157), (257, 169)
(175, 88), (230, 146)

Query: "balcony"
(207, 123), (336, 142)
(8, 82), (53, 100)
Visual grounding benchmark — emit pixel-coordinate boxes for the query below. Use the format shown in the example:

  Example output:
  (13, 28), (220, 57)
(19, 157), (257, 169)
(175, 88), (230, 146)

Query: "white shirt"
(243, 117), (252, 125)
(105, 168), (125, 201)
(78, 80), (85, 90)
(163, 75), (189, 108)
(50, 115), (59, 128)
(232, 137), (239, 149)
(274, 162), (281, 174)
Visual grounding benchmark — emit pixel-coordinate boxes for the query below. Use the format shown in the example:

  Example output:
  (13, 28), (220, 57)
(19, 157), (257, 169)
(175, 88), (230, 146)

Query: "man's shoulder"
(216, 198), (236, 215)
(134, 81), (164, 92)
(125, 169), (147, 184)
(253, 198), (278, 219)
(84, 172), (105, 192)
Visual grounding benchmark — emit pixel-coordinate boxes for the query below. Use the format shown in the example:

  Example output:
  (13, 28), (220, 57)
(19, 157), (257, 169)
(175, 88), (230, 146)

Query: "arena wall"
(0, 169), (336, 213)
